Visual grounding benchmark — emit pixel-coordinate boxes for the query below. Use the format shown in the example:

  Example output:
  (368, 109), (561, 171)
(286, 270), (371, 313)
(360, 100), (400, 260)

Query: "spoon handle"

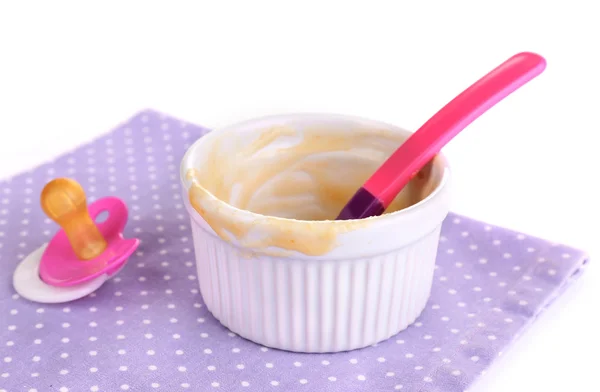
(365, 52), (546, 208)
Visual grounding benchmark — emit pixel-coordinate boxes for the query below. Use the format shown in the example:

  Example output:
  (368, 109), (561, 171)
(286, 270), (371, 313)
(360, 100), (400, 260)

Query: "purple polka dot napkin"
(0, 110), (589, 392)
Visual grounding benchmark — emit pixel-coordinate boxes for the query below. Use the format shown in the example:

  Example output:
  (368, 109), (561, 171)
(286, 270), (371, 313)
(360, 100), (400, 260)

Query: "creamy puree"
(186, 125), (437, 256)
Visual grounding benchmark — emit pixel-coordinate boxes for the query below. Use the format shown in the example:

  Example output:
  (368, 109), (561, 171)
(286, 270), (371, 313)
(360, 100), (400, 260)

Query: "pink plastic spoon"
(336, 51), (546, 220)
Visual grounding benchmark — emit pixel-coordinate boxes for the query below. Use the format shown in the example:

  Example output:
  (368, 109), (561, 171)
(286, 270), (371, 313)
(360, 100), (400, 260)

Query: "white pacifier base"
(13, 244), (110, 303)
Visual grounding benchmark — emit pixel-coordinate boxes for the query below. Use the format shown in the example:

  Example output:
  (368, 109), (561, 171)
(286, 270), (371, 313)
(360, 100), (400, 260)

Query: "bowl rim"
(180, 112), (451, 228)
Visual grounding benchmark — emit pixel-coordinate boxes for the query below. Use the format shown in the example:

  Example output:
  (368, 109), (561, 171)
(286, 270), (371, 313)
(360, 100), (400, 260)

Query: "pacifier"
(12, 178), (140, 303)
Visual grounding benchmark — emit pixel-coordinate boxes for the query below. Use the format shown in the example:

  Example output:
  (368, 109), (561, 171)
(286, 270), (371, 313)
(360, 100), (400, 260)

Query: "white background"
(1, 1), (598, 390)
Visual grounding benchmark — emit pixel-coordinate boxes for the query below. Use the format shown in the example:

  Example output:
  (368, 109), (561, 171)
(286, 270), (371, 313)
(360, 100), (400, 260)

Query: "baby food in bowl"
(181, 113), (451, 353)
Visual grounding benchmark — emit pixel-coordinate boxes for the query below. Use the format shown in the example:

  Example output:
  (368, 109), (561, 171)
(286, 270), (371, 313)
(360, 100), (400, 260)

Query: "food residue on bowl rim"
(185, 125), (438, 256)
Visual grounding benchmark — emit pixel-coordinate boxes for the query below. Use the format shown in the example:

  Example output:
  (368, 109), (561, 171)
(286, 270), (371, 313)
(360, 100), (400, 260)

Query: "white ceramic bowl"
(180, 113), (451, 353)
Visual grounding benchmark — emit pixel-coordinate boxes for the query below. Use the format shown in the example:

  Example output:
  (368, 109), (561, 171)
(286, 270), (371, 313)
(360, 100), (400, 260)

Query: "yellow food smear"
(186, 125), (436, 256)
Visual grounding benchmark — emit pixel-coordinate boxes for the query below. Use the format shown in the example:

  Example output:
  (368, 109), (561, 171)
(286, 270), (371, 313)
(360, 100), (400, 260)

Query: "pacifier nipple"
(40, 178), (107, 260)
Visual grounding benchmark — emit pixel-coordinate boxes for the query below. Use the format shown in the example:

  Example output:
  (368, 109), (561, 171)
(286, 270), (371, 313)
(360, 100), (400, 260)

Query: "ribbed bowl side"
(190, 221), (441, 353)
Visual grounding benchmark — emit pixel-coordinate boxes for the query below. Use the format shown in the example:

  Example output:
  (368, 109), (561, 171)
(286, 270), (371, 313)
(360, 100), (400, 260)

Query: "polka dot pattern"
(0, 110), (589, 391)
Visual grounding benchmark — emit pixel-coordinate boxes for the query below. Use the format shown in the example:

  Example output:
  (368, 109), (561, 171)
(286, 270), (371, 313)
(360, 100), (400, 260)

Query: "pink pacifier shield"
(39, 196), (140, 287)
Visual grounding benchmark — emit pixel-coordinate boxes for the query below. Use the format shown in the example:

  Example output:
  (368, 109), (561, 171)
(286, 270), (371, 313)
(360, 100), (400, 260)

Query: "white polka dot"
(349, 358), (358, 364)
(488, 335), (497, 340)
(178, 366), (186, 372)
(299, 378), (308, 384)
(90, 367), (98, 373)
(237, 364), (245, 369)
(120, 385), (129, 391)
(119, 366), (127, 371)
(424, 376), (433, 382)
(357, 375), (366, 381)
(91, 387), (99, 392)
(147, 350), (155, 355)
(405, 353), (414, 358)
(4, 357), (11, 363)
(270, 381), (279, 386)
(395, 385), (403, 390)
(148, 365), (157, 371)
(151, 383), (159, 389)
(204, 348), (212, 354)
(471, 356), (480, 362)
(328, 376), (336, 381)
(294, 361), (302, 367)
(59, 369), (69, 375)
(60, 353), (69, 359)
(452, 370), (461, 376)
(265, 362), (274, 368)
